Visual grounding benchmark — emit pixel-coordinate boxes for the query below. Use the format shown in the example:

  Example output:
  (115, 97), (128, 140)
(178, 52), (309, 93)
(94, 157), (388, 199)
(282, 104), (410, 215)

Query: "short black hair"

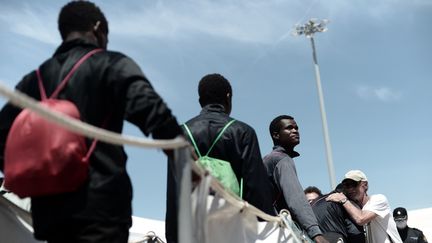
(198, 73), (232, 106)
(269, 115), (294, 138)
(304, 186), (323, 196)
(58, 1), (108, 40)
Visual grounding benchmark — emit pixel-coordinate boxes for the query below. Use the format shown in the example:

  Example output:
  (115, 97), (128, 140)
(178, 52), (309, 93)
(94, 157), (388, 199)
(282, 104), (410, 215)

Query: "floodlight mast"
(293, 19), (336, 189)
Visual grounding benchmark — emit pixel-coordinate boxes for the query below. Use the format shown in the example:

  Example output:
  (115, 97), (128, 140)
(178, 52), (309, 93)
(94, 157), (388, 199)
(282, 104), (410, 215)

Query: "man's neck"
(65, 31), (98, 46)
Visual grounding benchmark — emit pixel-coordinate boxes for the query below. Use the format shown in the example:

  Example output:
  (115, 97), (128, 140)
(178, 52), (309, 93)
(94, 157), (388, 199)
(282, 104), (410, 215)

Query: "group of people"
(305, 176), (428, 243)
(0, 1), (427, 243)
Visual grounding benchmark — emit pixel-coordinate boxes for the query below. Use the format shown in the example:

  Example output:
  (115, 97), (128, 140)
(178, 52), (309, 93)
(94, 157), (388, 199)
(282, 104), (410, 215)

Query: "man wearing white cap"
(326, 170), (402, 243)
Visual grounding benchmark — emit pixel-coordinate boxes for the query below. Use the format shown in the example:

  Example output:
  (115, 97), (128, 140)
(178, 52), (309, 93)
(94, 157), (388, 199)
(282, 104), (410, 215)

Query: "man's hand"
(326, 192), (347, 204)
(313, 235), (330, 243)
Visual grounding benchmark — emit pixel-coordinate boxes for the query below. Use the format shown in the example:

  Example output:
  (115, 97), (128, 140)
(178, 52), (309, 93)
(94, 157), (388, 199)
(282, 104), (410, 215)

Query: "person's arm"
(107, 56), (183, 154)
(274, 158), (324, 240)
(326, 192), (377, 226)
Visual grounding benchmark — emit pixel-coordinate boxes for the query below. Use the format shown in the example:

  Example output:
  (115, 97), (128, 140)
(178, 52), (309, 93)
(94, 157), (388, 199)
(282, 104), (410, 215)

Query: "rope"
(0, 82), (283, 224)
(0, 82), (189, 149)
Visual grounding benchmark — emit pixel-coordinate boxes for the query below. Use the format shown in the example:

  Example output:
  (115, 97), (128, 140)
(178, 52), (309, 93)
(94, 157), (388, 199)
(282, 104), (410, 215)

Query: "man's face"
(305, 192), (320, 204)
(395, 218), (408, 229)
(342, 179), (367, 204)
(274, 119), (300, 149)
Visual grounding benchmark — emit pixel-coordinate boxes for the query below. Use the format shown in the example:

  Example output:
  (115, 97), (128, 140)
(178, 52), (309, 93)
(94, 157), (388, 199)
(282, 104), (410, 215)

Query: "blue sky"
(0, 0), (431, 220)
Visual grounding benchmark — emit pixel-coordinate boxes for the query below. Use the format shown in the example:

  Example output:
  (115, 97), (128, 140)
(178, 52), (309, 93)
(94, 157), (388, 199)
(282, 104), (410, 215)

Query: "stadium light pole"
(293, 19), (336, 189)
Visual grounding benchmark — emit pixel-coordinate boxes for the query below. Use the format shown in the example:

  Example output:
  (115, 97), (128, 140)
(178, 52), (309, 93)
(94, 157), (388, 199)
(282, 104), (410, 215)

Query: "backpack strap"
(36, 69), (47, 101)
(205, 119), (236, 156)
(36, 48), (104, 162)
(81, 115), (111, 162)
(183, 119), (236, 158)
(182, 124), (202, 158)
(36, 48), (103, 100)
(184, 120), (242, 196)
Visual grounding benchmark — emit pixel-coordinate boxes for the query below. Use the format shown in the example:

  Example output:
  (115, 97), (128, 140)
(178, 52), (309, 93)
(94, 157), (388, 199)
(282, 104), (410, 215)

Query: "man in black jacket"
(394, 207), (428, 243)
(165, 73), (276, 243)
(0, 1), (182, 242)
(311, 185), (365, 243)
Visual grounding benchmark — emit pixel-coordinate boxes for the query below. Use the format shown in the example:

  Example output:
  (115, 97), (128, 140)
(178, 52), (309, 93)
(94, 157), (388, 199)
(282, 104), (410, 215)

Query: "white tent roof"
(407, 207), (432, 241)
(129, 216), (165, 243)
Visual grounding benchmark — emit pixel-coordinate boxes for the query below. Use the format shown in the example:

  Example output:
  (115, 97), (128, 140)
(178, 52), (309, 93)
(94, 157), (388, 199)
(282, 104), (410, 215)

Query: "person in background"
(165, 73), (276, 243)
(393, 207), (428, 243)
(0, 1), (183, 242)
(263, 115), (328, 243)
(326, 170), (402, 243)
(304, 186), (323, 204)
(311, 184), (365, 243)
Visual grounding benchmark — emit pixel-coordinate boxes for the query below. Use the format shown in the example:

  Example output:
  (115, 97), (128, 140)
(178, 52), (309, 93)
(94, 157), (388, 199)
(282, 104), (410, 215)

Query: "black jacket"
(398, 227), (428, 243)
(0, 38), (182, 239)
(165, 104), (275, 242)
(311, 193), (365, 243)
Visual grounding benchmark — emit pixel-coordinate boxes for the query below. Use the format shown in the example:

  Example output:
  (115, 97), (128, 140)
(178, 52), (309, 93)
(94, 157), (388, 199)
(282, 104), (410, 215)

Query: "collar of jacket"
(53, 37), (100, 56)
(200, 104), (227, 115)
(272, 145), (300, 158)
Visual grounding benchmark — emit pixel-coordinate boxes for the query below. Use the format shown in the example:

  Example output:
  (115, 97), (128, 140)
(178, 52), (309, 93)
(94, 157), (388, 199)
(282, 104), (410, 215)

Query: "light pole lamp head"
(293, 18), (329, 38)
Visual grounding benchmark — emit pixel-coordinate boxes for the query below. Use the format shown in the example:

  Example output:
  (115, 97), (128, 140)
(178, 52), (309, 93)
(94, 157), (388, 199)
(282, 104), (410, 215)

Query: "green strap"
(205, 119), (236, 156)
(183, 120), (242, 197)
(183, 124), (202, 158)
(183, 119), (236, 158)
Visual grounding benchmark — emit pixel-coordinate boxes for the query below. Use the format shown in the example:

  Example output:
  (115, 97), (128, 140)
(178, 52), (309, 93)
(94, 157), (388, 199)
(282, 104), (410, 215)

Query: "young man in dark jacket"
(263, 115), (328, 243)
(0, 1), (182, 242)
(165, 73), (276, 243)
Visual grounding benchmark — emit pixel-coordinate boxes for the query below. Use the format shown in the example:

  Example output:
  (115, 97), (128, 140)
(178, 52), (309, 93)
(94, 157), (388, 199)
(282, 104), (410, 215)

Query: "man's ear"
(93, 21), (101, 31)
(224, 93), (232, 115)
(271, 131), (279, 141)
(360, 181), (368, 191)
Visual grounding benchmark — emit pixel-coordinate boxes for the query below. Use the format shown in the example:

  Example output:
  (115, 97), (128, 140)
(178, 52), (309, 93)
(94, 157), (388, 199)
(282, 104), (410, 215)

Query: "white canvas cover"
(0, 193), (44, 243)
(179, 170), (314, 243)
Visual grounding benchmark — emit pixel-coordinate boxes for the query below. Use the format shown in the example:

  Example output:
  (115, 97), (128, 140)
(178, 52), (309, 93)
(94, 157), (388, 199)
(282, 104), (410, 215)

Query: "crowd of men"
(0, 1), (428, 243)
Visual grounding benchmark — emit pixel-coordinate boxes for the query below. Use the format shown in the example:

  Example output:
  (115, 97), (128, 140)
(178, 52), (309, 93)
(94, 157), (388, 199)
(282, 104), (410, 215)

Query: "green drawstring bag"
(183, 120), (242, 197)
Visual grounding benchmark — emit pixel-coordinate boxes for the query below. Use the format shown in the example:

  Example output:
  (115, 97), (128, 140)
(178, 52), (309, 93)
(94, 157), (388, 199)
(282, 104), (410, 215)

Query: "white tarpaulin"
(408, 207), (432, 241)
(0, 191), (168, 243)
(0, 194), (44, 243)
(179, 171), (313, 243)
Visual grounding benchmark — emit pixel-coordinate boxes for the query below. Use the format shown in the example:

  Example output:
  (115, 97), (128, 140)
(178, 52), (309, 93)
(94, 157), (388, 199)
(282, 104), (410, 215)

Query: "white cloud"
(0, 0), (427, 46)
(0, 3), (60, 46)
(356, 85), (402, 102)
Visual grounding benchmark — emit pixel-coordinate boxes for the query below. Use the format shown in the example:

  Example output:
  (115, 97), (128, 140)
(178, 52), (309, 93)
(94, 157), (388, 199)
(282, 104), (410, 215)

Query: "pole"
(310, 36), (336, 189)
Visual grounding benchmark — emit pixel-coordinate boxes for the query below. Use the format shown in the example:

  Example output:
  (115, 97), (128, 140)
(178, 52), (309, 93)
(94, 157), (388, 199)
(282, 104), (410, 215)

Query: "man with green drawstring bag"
(165, 73), (276, 243)
(183, 119), (242, 196)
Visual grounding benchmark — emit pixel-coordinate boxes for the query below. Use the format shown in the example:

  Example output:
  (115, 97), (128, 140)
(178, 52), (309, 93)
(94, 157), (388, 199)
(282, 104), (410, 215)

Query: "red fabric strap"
(36, 48), (105, 161)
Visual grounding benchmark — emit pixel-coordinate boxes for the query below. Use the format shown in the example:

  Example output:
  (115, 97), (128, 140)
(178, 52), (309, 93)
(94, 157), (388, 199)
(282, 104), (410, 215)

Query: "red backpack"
(4, 49), (103, 198)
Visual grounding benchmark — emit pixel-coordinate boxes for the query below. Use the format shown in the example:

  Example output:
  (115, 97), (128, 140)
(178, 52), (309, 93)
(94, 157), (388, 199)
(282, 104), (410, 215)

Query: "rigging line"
(0, 82), (189, 149)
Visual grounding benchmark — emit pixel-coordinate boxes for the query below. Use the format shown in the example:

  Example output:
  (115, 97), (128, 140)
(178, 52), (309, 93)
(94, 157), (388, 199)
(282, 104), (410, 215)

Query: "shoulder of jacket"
(411, 227), (424, 233)
(102, 50), (130, 62)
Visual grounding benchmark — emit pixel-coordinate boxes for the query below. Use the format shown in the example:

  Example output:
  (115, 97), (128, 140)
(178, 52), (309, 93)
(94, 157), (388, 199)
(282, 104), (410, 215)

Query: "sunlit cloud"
(0, 0), (425, 46)
(356, 85), (402, 102)
(107, 0), (302, 44)
(0, 4), (60, 45)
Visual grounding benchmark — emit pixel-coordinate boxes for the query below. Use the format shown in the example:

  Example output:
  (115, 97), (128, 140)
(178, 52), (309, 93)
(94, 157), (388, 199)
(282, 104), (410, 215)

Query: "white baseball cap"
(344, 170), (368, 182)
